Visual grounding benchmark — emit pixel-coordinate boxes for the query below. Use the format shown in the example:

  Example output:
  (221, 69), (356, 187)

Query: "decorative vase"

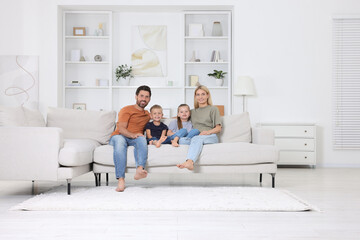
(97, 23), (104, 36)
(120, 77), (130, 86)
(212, 21), (223, 36)
(216, 78), (224, 86)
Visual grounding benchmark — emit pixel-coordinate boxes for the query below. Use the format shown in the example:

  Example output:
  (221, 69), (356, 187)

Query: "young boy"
(145, 105), (169, 148)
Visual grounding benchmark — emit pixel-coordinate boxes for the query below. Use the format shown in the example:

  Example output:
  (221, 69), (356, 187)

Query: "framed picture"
(73, 103), (86, 110)
(162, 108), (171, 118)
(73, 27), (86, 36)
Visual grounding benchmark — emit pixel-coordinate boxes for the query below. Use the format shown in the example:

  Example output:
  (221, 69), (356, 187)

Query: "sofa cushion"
(59, 139), (100, 167)
(218, 112), (251, 143)
(47, 107), (116, 144)
(0, 105), (45, 127)
(94, 142), (277, 167)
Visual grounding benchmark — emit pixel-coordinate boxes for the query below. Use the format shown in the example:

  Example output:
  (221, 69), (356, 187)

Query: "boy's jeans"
(109, 135), (147, 179)
(178, 134), (218, 163)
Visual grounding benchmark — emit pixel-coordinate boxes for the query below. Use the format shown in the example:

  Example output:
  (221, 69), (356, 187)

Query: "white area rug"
(10, 186), (318, 212)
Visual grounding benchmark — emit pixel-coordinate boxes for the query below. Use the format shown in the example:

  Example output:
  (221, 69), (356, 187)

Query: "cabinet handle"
(305, 156), (307, 159)
(304, 143), (307, 146)
(304, 130), (307, 133)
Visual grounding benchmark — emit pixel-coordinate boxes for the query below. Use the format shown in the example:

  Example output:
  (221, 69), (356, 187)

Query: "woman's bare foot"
(176, 159), (194, 170)
(171, 137), (180, 147)
(115, 178), (125, 192)
(134, 166), (148, 180)
(156, 136), (167, 148)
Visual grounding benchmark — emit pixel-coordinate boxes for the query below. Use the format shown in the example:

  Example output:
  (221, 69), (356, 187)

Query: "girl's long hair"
(177, 104), (191, 130)
(194, 85), (213, 109)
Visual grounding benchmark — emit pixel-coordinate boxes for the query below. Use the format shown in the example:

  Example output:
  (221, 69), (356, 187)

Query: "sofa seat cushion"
(59, 139), (100, 167)
(94, 142), (278, 167)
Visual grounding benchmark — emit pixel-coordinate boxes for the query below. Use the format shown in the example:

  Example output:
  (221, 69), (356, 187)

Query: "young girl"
(167, 104), (200, 147)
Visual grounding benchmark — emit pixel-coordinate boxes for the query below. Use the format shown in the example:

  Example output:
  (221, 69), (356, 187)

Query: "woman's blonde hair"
(194, 85), (213, 109)
(176, 104), (191, 130)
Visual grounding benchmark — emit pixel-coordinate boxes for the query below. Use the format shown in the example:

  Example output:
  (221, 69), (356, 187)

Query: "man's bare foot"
(115, 178), (125, 192)
(134, 166), (148, 180)
(171, 139), (179, 147)
(156, 136), (167, 148)
(176, 159), (194, 170)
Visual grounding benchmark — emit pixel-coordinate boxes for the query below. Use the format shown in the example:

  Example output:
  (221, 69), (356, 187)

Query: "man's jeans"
(109, 135), (147, 179)
(178, 134), (218, 163)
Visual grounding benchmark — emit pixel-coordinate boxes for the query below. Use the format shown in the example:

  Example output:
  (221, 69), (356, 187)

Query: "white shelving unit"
(61, 10), (232, 115)
(63, 11), (112, 111)
(183, 11), (232, 115)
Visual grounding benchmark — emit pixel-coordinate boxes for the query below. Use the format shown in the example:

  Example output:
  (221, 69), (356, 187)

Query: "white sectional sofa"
(0, 106), (278, 194)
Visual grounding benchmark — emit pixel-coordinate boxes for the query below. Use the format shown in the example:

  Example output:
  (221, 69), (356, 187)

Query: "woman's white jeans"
(178, 134), (218, 163)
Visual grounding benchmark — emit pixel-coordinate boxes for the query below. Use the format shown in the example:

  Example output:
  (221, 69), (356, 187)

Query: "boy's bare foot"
(149, 140), (154, 145)
(176, 159), (194, 170)
(134, 166), (148, 180)
(156, 136), (167, 148)
(115, 178), (125, 192)
(171, 139), (179, 147)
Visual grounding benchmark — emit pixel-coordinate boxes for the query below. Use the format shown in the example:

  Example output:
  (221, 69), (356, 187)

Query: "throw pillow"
(0, 105), (27, 126)
(23, 107), (46, 127)
(47, 107), (116, 144)
(218, 112), (251, 143)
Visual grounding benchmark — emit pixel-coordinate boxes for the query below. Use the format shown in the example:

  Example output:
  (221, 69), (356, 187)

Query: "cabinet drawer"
(263, 125), (315, 138)
(275, 139), (315, 151)
(278, 151), (316, 165)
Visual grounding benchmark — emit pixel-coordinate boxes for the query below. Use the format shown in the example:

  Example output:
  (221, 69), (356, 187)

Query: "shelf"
(65, 86), (109, 89)
(185, 62), (228, 65)
(112, 86), (183, 89)
(185, 36), (228, 39)
(185, 86), (228, 89)
(65, 61), (110, 64)
(65, 36), (110, 39)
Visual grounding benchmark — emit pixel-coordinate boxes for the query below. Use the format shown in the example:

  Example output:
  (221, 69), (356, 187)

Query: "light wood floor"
(0, 168), (360, 240)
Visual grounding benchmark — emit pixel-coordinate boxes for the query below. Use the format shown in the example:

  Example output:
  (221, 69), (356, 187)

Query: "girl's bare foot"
(134, 166), (148, 180)
(156, 136), (167, 148)
(176, 159), (194, 170)
(171, 139), (179, 147)
(115, 178), (125, 192)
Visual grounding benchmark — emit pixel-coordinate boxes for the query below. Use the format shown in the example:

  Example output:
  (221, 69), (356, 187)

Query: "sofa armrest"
(251, 127), (275, 145)
(0, 127), (63, 181)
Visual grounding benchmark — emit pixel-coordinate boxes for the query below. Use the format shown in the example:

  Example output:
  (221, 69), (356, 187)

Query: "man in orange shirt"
(109, 85), (151, 192)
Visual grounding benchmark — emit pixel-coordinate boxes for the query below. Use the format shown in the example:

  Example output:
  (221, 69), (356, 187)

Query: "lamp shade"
(234, 76), (255, 96)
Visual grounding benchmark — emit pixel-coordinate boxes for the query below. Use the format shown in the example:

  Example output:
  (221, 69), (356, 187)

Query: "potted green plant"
(115, 64), (133, 85)
(208, 70), (227, 86)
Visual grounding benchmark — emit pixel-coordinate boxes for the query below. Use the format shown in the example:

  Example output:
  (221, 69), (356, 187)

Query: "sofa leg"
(271, 173), (276, 188)
(94, 173), (99, 186)
(98, 173), (101, 186)
(106, 173), (109, 186)
(259, 173), (263, 184)
(67, 179), (71, 195)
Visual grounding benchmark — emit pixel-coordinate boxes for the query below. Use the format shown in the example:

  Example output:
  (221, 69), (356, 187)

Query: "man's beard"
(137, 100), (147, 108)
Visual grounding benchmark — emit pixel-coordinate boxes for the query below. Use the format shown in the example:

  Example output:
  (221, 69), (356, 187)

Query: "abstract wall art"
(0, 55), (39, 108)
(131, 25), (167, 77)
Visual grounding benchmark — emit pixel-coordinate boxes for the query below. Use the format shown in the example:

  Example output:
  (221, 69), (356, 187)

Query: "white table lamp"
(234, 76), (255, 112)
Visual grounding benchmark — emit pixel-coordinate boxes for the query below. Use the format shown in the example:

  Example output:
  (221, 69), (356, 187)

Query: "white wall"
(1, 0), (360, 167)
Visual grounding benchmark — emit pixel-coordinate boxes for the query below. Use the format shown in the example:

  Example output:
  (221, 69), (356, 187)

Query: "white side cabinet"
(258, 123), (317, 167)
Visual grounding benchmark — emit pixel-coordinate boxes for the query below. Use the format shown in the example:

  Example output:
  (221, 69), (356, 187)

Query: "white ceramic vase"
(216, 78), (224, 86)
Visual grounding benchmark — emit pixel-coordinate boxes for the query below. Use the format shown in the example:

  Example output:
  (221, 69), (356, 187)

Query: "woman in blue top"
(176, 85), (222, 170)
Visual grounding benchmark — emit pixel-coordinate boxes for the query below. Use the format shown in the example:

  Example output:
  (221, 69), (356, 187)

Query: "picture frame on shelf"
(73, 27), (86, 36)
(73, 103), (86, 110)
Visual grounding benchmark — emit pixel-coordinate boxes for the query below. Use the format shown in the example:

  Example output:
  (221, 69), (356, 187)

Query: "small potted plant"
(115, 64), (133, 85)
(208, 70), (227, 86)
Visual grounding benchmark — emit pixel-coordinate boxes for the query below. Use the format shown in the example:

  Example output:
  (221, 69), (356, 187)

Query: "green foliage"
(115, 64), (133, 81)
(207, 70), (227, 79)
